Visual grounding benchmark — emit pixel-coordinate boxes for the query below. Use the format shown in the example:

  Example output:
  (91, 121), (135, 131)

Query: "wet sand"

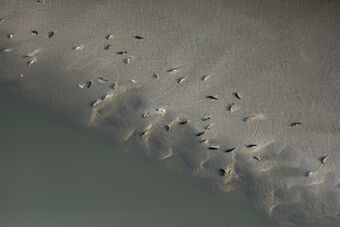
(0, 0), (340, 226)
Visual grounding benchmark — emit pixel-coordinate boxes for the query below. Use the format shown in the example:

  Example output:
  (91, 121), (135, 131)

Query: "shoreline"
(0, 86), (278, 227)
(1, 0), (340, 226)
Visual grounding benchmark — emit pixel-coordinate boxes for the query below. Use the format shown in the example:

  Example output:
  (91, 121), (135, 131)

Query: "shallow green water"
(0, 86), (276, 227)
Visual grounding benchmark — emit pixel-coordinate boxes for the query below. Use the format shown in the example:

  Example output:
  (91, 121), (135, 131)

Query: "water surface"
(0, 86), (277, 227)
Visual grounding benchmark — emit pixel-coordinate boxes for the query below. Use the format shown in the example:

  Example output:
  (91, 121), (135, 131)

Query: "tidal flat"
(0, 87), (277, 227)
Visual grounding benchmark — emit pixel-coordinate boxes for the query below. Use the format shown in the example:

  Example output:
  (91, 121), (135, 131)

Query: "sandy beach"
(1, 0), (339, 226)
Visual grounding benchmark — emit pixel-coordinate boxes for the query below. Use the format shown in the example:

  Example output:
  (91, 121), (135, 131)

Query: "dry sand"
(0, 0), (339, 226)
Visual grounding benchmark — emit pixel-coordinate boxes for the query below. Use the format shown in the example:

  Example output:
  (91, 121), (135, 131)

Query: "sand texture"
(0, 0), (340, 226)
